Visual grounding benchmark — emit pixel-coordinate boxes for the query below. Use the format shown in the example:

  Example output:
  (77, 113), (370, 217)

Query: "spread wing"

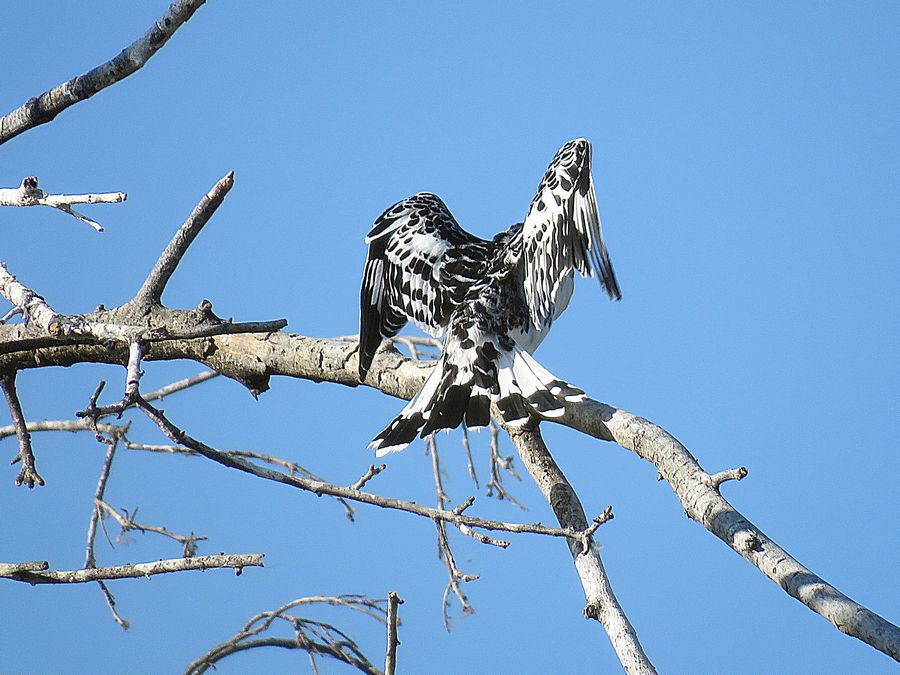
(520, 138), (621, 328)
(359, 192), (489, 380)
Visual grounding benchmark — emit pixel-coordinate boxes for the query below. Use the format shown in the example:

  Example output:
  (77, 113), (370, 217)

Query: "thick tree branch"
(83, 438), (130, 627)
(1, 174), (895, 662)
(0, 553), (263, 585)
(94, 500), (207, 558)
(558, 399), (900, 662)
(14, 331), (893, 660)
(504, 424), (654, 674)
(0, 0), (208, 146)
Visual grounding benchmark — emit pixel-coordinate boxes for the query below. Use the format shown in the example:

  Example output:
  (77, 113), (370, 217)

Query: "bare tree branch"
(425, 436), (479, 627)
(86, 440), (115, 569)
(385, 592), (403, 675)
(0, 561), (48, 574)
(5, 304), (896, 659)
(0, 176), (126, 232)
(186, 595), (388, 675)
(559, 399), (900, 662)
(94, 499), (207, 558)
(0, 0), (208, 146)
(504, 424), (654, 674)
(351, 463), (386, 491)
(0, 418), (124, 440)
(485, 420), (525, 509)
(132, 171), (234, 307)
(124, 440), (357, 520)
(0, 553), (263, 585)
(1, 370), (43, 487)
(83, 437), (130, 627)
(435, 519), (477, 630)
(128, 394), (602, 544)
(144, 369), (219, 401)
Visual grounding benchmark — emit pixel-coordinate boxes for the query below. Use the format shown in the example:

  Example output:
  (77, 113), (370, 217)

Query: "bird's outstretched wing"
(519, 138), (620, 328)
(359, 192), (490, 380)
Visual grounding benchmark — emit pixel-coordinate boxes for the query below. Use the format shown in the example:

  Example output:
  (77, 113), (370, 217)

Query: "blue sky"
(1, 2), (898, 673)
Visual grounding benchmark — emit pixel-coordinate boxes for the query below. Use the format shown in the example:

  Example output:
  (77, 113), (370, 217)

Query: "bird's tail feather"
(368, 346), (583, 456)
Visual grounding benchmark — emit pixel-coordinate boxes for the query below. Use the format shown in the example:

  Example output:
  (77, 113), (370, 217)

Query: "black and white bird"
(359, 139), (620, 456)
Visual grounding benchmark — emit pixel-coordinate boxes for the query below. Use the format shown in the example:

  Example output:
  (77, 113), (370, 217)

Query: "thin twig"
(130, 395), (594, 544)
(144, 370), (219, 402)
(121, 440), (356, 521)
(85, 440), (119, 568)
(97, 580), (129, 630)
(1, 371), (43, 487)
(435, 520), (477, 630)
(0, 307), (22, 324)
(460, 427), (480, 489)
(0, 177), (126, 232)
(426, 434), (480, 627)
(351, 463), (386, 491)
(426, 435), (450, 509)
(95, 500), (207, 558)
(455, 497), (510, 549)
(706, 466), (749, 490)
(0, 418), (125, 441)
(485, 421), (525, 509)
(186, 595), (386, 675)
(579, 506), (615, 557)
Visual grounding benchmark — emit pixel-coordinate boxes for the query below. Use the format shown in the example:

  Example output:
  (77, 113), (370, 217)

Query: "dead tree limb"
(132, 171), (234, 307)
(0, 0), (208, 146)
(185, 595), (388, 675)
(0, 176), (126, 232)
(3, 314), (896, 660)
(2, 163), (895, 664)
(0, 553), (263, 585)
(0, 370), (43, 487)
(505, 424), (653, 674)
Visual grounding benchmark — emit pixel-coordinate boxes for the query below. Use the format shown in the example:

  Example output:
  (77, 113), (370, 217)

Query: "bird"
(358, 138), (620, 456)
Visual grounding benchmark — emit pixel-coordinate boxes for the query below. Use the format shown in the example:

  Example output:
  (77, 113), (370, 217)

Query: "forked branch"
(186, 595), (389, 675)
(0, 176), (126, 231)
(0, 370), (43, 487)
(504, 424), (653, 674)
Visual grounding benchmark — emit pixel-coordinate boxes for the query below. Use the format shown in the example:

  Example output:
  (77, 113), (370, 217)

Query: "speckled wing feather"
(359, 192), (490, 380)
(519, 138), (621, 328)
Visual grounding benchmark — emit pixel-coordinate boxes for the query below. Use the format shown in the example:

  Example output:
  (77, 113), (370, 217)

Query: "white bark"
(506, 425), (656, 674)
(0, 0), (208, 146)
(0, 554), (263, 584)
(0, 176), (125, 231)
